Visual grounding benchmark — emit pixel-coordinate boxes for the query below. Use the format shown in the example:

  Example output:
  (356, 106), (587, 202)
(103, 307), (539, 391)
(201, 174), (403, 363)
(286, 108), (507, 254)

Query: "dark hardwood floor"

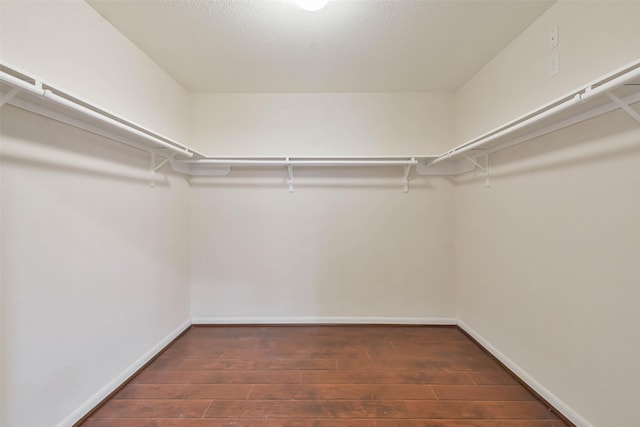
(80, 325), (568, 426)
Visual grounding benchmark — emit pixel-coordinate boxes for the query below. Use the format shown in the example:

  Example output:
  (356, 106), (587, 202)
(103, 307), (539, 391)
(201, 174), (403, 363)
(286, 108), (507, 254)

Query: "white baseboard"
(191, 316), (457, 325)
(58, 319), (191, 427)
(457, 320), (589, 427)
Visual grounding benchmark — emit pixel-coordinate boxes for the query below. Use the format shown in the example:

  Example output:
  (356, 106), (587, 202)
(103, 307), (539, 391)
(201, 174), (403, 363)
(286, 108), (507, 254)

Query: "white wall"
(456, 110), (640, 427)
(456, 0), (640, 144)
(190, 173), (456, 322)
(0, 0), (189, 142)
(1, 108), (191, 427)
(189, 92), (453, 156)
(0, 1), (191, 426)
(189, 92), (457, 322)
(455, 2), (640, 426)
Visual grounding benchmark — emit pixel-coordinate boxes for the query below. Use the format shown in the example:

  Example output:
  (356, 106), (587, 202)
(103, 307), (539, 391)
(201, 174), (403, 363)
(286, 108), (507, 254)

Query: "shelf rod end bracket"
(463, 153), (491, 187)
(0, 87), (20, 108)
(150, 153), (178, 187)
(462, 153), (488, 172)
(150, 152), (157, 188)
(403, 159), (414, 193)
(606, 90), (640, 123)
(484, 152), (491, 188)
(153, 153), (175, 173)
(286, 158), (294, 193)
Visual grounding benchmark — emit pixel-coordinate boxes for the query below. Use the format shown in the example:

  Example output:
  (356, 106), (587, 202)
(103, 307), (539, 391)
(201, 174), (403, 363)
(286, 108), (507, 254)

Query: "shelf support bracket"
(484, 152), (491, 188)
(0, 87), (20, 108)
(606, 91), (640, 123)
(153, 154), (174, 173)
(286, 158), (294, 193)
(403, 160), (414, 193)
(463, 153), (491, 187)
(150, 153), (177, 188)
(150, 153), (157, 188)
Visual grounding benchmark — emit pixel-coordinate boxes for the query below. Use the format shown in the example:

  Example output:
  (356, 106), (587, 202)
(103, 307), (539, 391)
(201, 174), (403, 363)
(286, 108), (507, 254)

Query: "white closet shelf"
(0, 65), (199, 160)
(0, 63), (435, 192)
(169, 156), (435, 193)
(2, 59), (639, 191)
(421, 59), (640, 177)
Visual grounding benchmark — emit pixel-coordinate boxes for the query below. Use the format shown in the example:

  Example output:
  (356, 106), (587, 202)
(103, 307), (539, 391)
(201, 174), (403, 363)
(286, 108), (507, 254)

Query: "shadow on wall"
(0, 106), (189, 271)
(0, 151), (173, 188)
(0, 106), (181, 187)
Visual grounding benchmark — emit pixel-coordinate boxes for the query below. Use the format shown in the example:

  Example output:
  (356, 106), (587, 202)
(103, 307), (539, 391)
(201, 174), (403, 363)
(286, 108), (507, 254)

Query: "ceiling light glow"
(296, 0), (329, 12)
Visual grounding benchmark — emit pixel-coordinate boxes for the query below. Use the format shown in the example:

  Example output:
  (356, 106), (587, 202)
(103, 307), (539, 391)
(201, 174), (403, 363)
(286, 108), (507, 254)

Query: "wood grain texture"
(89, 399), (211, 418)
(80, 325), (569, 426)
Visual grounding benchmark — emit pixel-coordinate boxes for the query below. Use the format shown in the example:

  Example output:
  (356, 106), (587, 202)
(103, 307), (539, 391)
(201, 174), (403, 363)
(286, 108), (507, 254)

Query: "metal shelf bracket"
(286, 158), (294, 193)
(606, 91), (640, 123)
(150, 153), (175, 188)
(0, 87), (19, 107)
(403, 159), (415, 193)
(463, 152), (491, 187)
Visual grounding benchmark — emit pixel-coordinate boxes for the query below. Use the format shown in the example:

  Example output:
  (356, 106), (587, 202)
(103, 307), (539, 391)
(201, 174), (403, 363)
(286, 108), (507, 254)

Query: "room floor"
(80, 325), (568, 426)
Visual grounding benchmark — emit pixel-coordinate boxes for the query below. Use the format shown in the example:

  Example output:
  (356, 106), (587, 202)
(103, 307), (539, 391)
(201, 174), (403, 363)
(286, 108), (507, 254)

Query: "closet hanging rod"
(429, 59), (640, 166)
(40, 89), (193, 158)
(0, 71), (45, 97)
(429, 94), (582, 165)
(0, 68), (193, 158)
(581, 65), (640, 101)
(178, 158), (420, 167)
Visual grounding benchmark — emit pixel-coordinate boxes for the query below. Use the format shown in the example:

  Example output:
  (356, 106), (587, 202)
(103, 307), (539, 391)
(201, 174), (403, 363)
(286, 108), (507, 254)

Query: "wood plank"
(369, 343), (489, 360)
(160, 347), (224, 359)
(249, 384), (437, 400)
(89, 399), (211, 418)
(132, 370), (300, 384)
(204, 400), (410, 418)
(81, 420), (161, 427)
(220, 348), (369, 359)
(467, 371), (520, 385)
(159, 419), (375, 427)
(376, 421), (566, 427)
(114, 384), (251, 399)
(301, 370), (473, 385)
(338, 358), (502, 371)
(145, 357), (187, 371)
(405, 400), (557, 419)
(179, 358), (337, 370)
(431, 385), (536, 401)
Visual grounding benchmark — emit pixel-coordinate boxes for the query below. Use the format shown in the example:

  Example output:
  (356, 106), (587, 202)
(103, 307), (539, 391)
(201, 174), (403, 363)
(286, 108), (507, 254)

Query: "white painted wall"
(0, 1), (191, 426)
(190, 173), (456, 323)
(456, 0), (640, 144)
(456, 111), (640, 427)
(189, 92), (454, 156)
(1, 108), (191, 427)
(0, 0), (189, 142)
(189, 92), (457, 322)
(455, 2), (640, 426)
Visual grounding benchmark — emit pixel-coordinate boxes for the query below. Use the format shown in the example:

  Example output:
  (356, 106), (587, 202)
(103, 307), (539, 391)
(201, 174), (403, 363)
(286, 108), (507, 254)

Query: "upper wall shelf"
(1, 60), (639, 191)
(419, 59), (640, 177)
(0, 64), (199, 159)
(0, 63), (434, 192)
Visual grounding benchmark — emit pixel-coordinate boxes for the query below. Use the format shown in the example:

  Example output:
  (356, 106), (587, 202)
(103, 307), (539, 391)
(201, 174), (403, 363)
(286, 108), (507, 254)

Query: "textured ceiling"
(87, 0), (554, 93)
